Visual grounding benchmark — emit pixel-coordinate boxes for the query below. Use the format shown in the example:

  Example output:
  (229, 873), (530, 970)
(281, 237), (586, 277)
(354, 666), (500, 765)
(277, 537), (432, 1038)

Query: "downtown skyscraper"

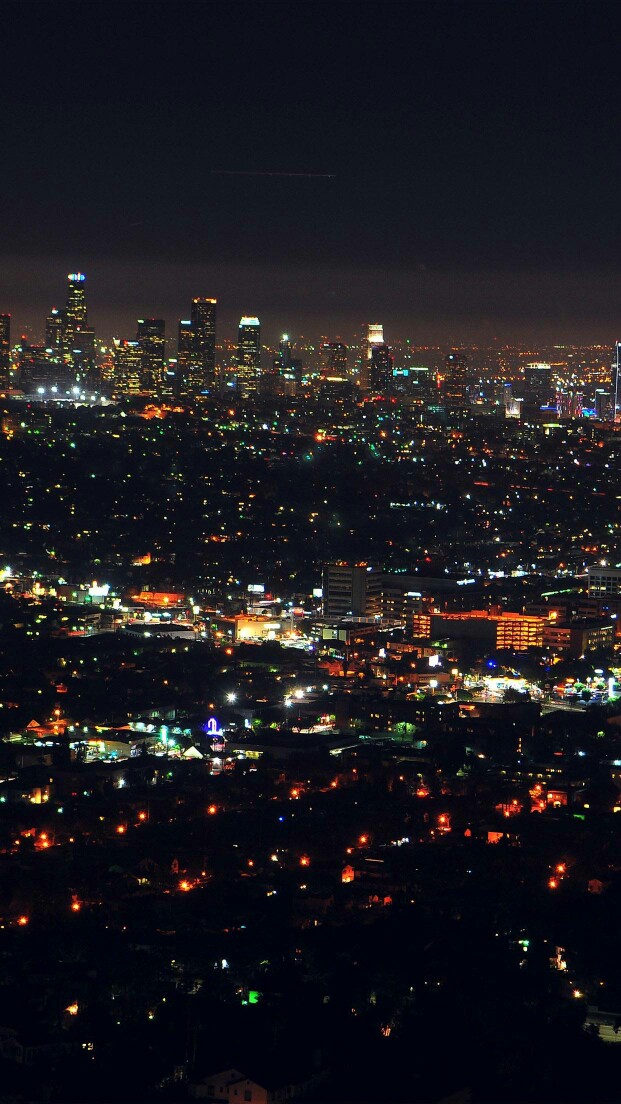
(0, 314), (10, 390)
(175, 297), (217, 397)
(237, 316), (261, 395)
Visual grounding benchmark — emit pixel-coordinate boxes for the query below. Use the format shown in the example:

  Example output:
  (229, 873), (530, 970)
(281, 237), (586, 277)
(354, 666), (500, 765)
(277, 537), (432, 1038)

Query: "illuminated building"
(113, 338), (142, 395)
(322, 562), (381, 619)
(273, 334), (302, 395)
(429, 609), (544, 651)
(237, 316), (261, 395)
(0, 313), (10, 388)
(45, 308), (64, 353)
(176, 320), (193, 398)
(556, 389), (583, 419)
(53, 273), (96, 386)
(612, 341), (621, 422)
(524, 362), (552, 406)
(360, 323), (384, 389)
(441, 350), (469, 410)
(587, 565), (621, 598)
(320, 341), (348, 377)
(595, 389), (613, 420)
(189, 297), (217, 393)
(136, 318), (165, 394)
(370, 343), (394, 392)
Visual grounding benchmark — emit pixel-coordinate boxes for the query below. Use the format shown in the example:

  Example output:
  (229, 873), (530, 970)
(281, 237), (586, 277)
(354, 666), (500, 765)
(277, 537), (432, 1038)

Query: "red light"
(300, 856), (310, 867)
(138, 811), (147, 822)
(116, 825), (126, 835)
(17, 915), (28, 926)
(207, 804), (217, 815)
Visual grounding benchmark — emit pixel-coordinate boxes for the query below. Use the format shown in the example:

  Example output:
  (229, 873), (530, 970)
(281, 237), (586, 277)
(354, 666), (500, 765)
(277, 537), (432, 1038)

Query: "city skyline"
(4, 0), (621, 344)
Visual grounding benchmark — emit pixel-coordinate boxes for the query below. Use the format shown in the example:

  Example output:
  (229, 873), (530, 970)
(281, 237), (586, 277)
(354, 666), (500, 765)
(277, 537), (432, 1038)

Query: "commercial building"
(237, 316), (261, 395)
(112, 339), (142, 395)
(360, 323), (384, 389)
(320, 342), (348, 378)
(136, 318), (165, 394)
(322, 562), (382, 619)
(442, 351), (469, 410)
(370, 343), (394, 392)
(429, 609), (544, 652)
(0, 314), (10, 388)
(586, 565), (621, 598)
(189, 297), (217, 392)
(612, 341), (621, 422)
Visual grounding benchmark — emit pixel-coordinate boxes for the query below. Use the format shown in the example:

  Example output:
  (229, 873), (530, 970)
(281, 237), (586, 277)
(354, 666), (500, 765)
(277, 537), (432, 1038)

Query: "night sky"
(3, 0), (621, 345)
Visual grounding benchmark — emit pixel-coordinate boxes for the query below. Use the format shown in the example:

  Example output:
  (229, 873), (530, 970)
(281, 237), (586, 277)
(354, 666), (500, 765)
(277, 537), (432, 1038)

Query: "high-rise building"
(595, 389), (613, 420)
(322, 562), (381, 620)
(189, 297), (217, 392)
(237, 316), (261, 395)
(611, 342), (621, 422)
(278, 334), (293, 372)
(370, 343), (394, 392)
(0, 314), (10, 389)
(113, 339), (142, 395)
(45, 308), (64, 353)
(176, 320), (193, 398)
(442, 350), (469, 410)
(524, 362), (553, 406)
(320, 342), (348, 378)
(360, 323), (384, 389)
(136, 318), (165, 394)
(56, 273), (96, 386)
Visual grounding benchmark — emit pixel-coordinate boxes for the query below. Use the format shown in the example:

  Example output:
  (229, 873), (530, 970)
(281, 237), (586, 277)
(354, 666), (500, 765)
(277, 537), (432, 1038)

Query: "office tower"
(56, 273), (96, 385)
(595, 389), (613, 420)
(524, 362), (553, 406)
(442, 350), (469, 410)
(320, 341), (348, 378)
(0, 314), (10, 388)
(612, 342), (621, 423)
(370, 342), (394, 392)
(556, 389), (583, 419)
(189, 297), (217, 392)
(112, 339), (142, 395)
(322, 562), (381, 620)
(136, 318), (165, 394)
(176, 320), (193, 398)
(237, 316), (261, 395)
(278, 334), (293, 372)
(360, 323), (384, 389)
(45, 308), (64, 353)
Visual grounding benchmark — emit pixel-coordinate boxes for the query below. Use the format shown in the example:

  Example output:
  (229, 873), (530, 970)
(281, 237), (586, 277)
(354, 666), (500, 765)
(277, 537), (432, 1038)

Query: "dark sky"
(3, 0), (621, 345)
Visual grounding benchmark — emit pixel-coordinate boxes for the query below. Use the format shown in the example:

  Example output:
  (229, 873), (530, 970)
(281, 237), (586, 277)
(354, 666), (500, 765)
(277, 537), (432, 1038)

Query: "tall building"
(524, 362), (553, 406)
(370, 343), (394, 392)
(189, 297), (217, 392)
(320, 342), (348, 378)
(176, 320), (193, 398)
(322, 562), (381, 620)
(278, 334), (293, 372)
(612, 342), (621, 422)
(113, 339), (142, 395)
(136, 318), (165, 394)
(0, 314), (10, 389)
(65, 272), (88, 334)
(237, 316), (261, 395)
(45, 308), (64, 353)
(442, 350), (469, 410)
(360, 323), (384, 389)
(59, 273), (96, 386)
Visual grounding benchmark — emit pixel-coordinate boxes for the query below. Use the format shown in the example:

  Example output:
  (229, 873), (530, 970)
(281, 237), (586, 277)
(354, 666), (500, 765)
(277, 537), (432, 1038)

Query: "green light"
(248, 990), (260, 1004)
